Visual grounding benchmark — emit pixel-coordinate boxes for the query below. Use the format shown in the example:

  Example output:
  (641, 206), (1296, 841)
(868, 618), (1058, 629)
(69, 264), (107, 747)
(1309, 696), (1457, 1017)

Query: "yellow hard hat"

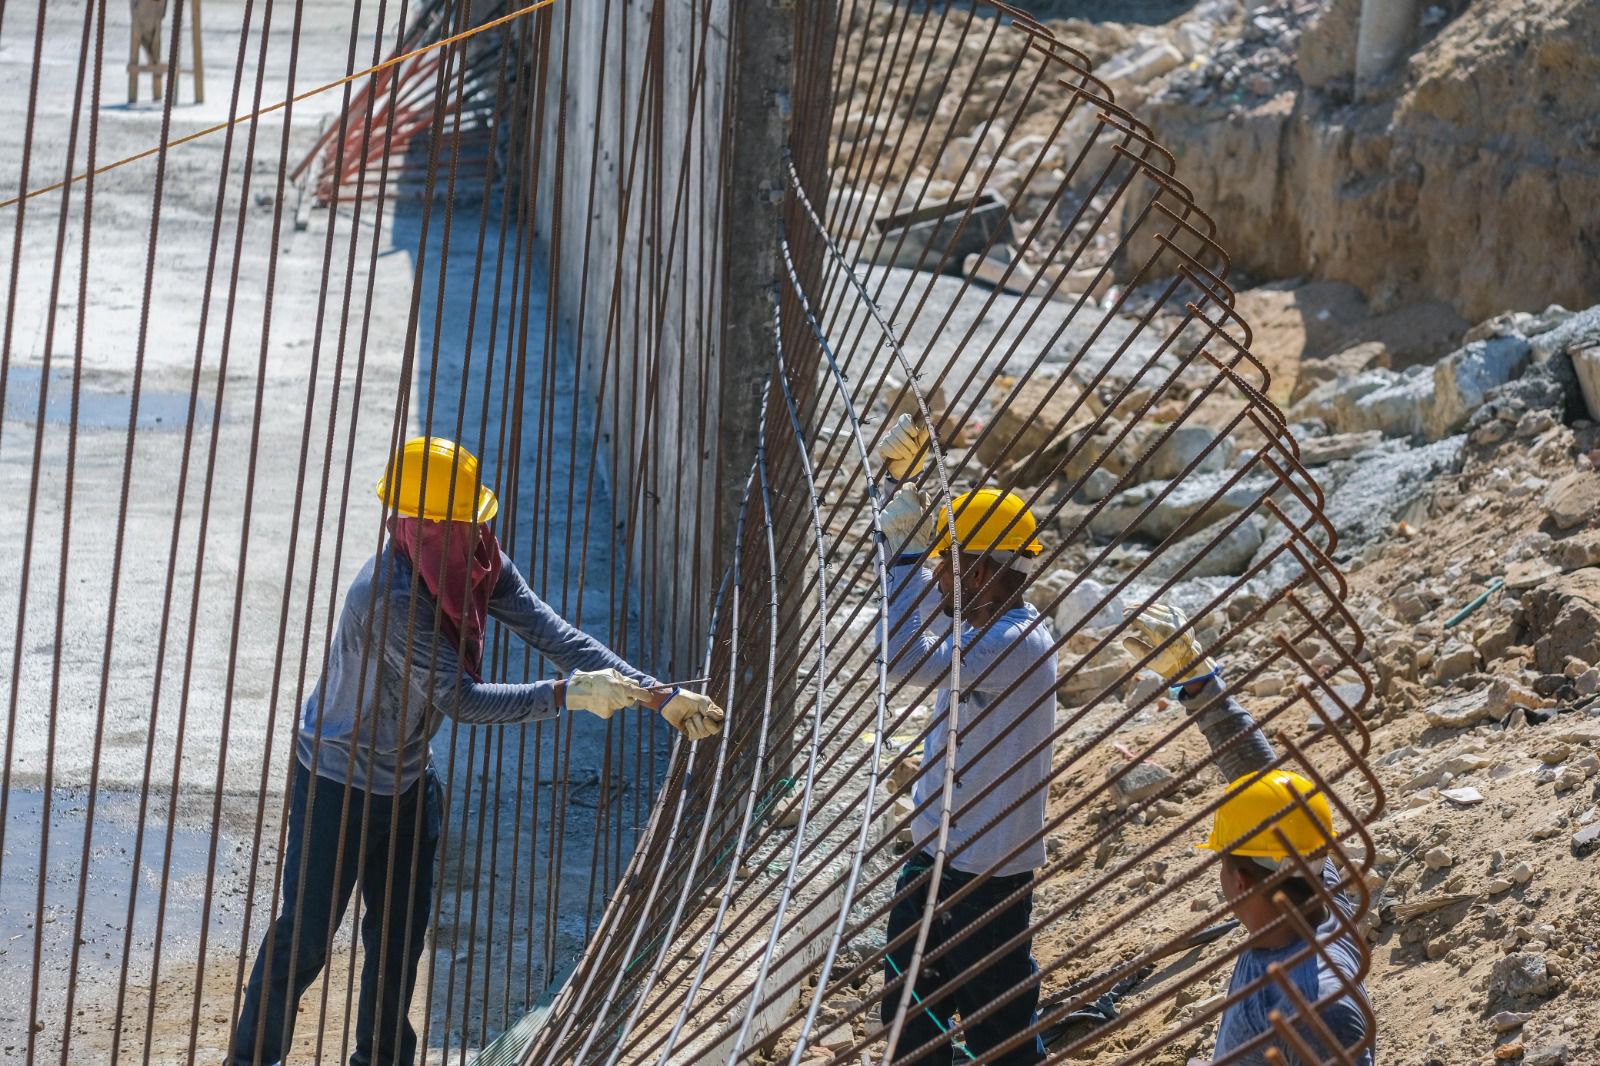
(374, 436), (498, 523)
(1197, 770), (1334, 863)
(930, 488), (1045, 557)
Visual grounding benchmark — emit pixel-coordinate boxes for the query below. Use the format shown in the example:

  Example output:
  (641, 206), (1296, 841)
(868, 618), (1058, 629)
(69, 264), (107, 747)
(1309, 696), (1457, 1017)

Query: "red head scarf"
(388, 517), (503, 680)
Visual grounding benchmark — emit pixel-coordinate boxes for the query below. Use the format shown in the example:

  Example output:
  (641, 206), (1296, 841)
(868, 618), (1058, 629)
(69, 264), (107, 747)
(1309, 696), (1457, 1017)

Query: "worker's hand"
(878, 413), (930, 482)
(1122, 602), (1219, 687)
(878, 486), (932, 557)
(565, 668), (651, 719)
(660, 689), (724, 741)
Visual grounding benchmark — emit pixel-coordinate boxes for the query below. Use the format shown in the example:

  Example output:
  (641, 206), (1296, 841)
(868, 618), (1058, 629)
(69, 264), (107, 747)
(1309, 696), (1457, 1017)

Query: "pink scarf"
(389, 517), (503, 681)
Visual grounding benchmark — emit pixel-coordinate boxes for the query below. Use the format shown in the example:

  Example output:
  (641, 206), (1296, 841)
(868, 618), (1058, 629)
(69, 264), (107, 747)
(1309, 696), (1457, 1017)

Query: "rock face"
(1129, 0), (1600, 321)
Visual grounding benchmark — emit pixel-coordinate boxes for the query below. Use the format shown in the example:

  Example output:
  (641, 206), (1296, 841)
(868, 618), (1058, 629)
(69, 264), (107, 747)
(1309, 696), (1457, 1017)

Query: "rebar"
(0, 1), (1380, 1064)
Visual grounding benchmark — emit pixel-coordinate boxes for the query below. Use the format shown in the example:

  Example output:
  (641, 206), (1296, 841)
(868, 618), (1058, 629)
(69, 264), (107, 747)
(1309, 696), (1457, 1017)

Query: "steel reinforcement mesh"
(0, 1), (1382, 1064)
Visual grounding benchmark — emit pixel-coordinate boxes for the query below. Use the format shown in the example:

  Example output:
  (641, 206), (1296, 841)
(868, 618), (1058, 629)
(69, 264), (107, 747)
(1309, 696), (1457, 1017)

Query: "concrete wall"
(529, 0), (793, 675)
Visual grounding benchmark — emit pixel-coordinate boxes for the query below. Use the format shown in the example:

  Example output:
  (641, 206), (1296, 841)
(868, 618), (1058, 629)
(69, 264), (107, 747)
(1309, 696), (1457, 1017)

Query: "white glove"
(878, 486), (932, 556)
(660, 689), (724, 741)
(878, 413), (930, 482)
(1121, 602), (1218, 687)
(565, 668), (651, 719)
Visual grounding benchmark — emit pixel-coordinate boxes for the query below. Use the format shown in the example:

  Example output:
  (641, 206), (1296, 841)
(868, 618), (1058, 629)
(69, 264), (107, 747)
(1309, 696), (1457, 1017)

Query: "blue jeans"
(232, 759), (442, 1066)
(881, 853), (1046, 1066)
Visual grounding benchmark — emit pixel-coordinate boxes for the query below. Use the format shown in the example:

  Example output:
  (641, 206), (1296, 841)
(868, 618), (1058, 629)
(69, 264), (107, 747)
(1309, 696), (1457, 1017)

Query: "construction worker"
(872, 415), (1055, 1065)
(230, 436), (722, 1066)
(1123, 604), (1373, 1065)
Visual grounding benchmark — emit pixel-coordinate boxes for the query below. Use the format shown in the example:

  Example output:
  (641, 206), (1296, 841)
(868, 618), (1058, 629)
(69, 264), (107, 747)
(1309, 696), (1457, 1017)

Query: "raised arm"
(1125, 602), (1277, 781)
(486, 553), (657, 686)
(885, 560), (954, 688)
(1177, 676), (1278, 782)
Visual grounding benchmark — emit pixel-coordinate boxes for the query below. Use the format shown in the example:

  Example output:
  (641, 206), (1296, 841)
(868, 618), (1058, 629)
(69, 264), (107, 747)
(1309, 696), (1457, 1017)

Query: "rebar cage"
(0, 1), (1380, 1063)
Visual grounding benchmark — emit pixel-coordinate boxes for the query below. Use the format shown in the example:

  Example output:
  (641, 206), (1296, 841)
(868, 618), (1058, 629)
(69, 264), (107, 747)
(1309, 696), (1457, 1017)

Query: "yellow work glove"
(565, 668), (651, 719)
(878, 486), (932, 557)
(660, 689), (725, 741)
(878, 413), (930, 482)
(1121, 602), (1219, 688)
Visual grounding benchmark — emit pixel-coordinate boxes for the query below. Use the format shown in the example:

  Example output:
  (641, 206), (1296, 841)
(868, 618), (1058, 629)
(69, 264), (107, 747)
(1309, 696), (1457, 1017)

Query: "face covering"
(388, 516), (503, 680)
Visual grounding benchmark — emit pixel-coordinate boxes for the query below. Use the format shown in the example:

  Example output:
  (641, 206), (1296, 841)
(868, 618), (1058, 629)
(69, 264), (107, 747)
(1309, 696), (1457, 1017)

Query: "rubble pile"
(774, 292), (1600, 1065)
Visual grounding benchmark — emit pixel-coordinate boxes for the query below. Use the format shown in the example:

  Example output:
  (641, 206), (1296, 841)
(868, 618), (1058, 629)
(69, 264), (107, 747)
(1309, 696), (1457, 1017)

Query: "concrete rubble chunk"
(1100, 41), (1184, 92)
(1298, 429), (1383, 466)
(1571, 343), (1600, 423)
(1108, 759), (1173, 810)
(1490, 952), (1558, 1005)
(1291, 335), (1531, 442)
(1144, 517), (1264, 582)
(977, 372), (1097, 467)
(1143, 424), (1229, 482)
(1432, 640), (1478, 683)
(1529, 303), (1600, 365)
(1290, 366), (1431, 439)
(1423, 688), (1494, 729)
(1541, 471), (1600, 532)
(1441, 786), (1483, 807)
(1489, 1010), (1533, 1033)
(1423, 846), (1453, 870)
(1525, 1045), (1570, 1066)
(1550, 529), (1600, 573)
(1427, 336), (1532, 439)
(1090, 471), (1274, 541)
(1572, 822), (1600, 853)
(1057, 648), (1134, 707)
(1291, 341), (1391, 404)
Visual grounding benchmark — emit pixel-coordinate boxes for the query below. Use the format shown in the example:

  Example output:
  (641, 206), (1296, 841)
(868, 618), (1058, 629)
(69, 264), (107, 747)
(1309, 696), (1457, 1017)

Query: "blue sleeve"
(486, 554), (657, 686)
(883, 562), (1028, 695)
(380, 586), (563, 725)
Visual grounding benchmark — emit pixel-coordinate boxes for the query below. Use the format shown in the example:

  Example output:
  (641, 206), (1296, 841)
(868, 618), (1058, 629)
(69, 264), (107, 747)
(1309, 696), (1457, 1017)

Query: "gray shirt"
(296, 548), (654, 795)
(887, 561), (1057, 878)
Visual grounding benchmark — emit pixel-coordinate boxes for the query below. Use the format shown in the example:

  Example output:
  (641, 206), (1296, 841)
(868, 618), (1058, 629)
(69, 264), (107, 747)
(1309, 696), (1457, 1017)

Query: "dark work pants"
(881, 853), (1046, 1066)
(232, 760), (441, 1066)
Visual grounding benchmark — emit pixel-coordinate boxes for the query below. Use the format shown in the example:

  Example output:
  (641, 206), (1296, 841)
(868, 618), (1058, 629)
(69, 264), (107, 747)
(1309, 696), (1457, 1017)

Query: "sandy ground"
(0, 2), (658, 1060)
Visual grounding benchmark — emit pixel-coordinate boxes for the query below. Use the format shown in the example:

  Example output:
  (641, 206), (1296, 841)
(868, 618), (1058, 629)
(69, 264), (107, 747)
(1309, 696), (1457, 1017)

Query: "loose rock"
(1489, 1010), (1533, 1033)
(1490, 953), (1558, 1005)
(1541, 472), (1600, 531)
(1525, 1044), (1569, 1066)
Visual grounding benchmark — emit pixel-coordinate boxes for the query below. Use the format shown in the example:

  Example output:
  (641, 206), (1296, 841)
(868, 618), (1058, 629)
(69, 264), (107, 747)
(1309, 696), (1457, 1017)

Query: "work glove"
(878, 486), (933, 557)
(660, 689), (725, 741)
(1121, 602), (1219, 688)
(565, 668), (651, 719)
(878, 413), (930, 482)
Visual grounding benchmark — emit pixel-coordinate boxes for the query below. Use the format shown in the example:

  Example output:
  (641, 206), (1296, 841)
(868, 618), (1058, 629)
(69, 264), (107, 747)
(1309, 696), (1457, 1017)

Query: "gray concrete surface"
(0, 2), (656, 1060)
